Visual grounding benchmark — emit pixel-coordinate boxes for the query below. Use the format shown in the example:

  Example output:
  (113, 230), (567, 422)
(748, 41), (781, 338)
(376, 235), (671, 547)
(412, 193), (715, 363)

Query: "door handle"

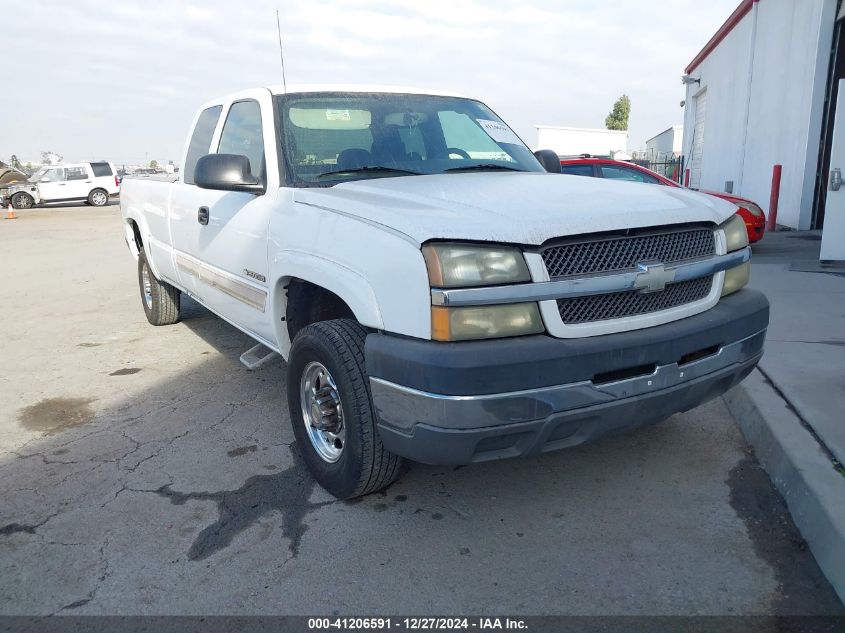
(831, 168), (842, 191)
(197, 206), (209, 225)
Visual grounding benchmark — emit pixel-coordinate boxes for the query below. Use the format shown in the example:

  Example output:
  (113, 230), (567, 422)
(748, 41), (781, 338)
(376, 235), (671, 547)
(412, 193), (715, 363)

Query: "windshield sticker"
(477, 119), (521, 145)
(325, 109), (351, 121)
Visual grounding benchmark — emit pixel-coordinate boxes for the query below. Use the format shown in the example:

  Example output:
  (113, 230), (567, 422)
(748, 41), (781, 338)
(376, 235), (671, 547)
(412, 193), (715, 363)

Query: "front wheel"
(286, 319), (404, 499)
(138, 251), (180, 325)
(10, 192), (34, 209)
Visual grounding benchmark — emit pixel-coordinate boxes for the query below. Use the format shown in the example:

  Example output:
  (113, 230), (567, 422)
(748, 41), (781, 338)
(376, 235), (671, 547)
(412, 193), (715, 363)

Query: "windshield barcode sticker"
(477, 119), (521, 145)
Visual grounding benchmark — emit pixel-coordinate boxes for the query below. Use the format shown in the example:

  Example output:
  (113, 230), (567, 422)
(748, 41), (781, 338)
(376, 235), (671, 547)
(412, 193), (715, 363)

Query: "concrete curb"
(724, 369), (845, 603)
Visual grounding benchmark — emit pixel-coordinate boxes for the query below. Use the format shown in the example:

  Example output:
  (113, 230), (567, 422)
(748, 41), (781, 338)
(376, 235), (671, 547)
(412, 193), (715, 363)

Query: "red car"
(559, 157), (766, 243)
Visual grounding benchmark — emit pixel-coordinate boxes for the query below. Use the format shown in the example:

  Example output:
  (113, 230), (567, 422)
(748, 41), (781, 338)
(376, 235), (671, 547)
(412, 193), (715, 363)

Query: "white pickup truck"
(120, 85), (768, 498)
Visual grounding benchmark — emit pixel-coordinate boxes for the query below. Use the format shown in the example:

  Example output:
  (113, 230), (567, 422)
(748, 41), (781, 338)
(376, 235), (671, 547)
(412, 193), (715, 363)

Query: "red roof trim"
(685, 0), (758, 74)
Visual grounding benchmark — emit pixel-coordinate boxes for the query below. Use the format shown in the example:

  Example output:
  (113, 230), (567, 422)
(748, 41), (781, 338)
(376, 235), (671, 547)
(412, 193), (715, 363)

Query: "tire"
(287, 319), (404, 499)
(138, 250), (180, 326)
(88, 189), (109, 206)
(10, 192), (34, 209)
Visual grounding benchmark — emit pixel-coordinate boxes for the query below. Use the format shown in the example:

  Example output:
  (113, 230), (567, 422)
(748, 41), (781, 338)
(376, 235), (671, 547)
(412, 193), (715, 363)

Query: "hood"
(294, 172), (737, 246)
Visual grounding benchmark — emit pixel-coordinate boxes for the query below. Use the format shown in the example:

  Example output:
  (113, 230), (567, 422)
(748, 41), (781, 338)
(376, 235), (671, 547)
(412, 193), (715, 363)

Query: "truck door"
(169, 89), (279, 346)
(36, 167), (67, 202)
(64, 165), (92, 200)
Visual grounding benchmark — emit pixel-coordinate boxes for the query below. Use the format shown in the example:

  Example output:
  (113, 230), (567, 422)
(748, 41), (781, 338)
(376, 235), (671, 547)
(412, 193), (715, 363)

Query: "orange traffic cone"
(6, 202), (16, 220)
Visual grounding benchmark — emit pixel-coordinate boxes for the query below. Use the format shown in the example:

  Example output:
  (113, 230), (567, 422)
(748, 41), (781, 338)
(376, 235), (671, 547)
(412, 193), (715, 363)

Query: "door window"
(39, 168), (66, 182)
(184, 105), (223, 185)
(66, 166), (88, 181)
(599, 165), (659, 184)
(217, 100), (265, 182)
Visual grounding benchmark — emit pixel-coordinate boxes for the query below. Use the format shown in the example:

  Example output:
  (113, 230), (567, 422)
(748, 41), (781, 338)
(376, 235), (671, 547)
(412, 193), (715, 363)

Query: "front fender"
(269, 249), (384, 358)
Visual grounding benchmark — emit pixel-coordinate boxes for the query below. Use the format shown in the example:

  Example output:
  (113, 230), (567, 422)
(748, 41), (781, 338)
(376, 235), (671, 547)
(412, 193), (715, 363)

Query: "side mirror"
(40, 177), (50, 183)
(534, 150), (561, 173)
(194, 154), (264, 193)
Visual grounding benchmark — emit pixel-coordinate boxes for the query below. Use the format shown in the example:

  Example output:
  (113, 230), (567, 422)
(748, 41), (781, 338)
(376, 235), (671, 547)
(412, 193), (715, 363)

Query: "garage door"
(690, 90), (706, 189)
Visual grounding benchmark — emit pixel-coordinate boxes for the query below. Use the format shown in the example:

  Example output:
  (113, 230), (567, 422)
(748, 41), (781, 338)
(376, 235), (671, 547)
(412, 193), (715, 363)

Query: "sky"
(2, 0), (739, 166)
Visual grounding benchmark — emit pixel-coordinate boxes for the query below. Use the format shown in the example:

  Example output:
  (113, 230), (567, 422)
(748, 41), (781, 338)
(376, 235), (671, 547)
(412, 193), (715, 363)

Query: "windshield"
(276, 93), (544, 186)
(28, 168), (48, 183)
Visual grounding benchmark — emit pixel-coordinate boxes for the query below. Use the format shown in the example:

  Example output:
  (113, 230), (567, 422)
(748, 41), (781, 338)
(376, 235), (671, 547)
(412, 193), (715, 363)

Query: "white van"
(6, 162), (120, 209)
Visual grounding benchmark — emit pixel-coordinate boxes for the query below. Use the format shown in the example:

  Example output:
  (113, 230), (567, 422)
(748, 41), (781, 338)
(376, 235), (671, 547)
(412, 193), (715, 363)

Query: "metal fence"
(631, 157), (684, 184)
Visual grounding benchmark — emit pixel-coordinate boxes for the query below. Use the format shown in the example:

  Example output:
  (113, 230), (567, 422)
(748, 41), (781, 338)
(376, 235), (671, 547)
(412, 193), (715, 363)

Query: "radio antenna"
(275, 9), (288, 94)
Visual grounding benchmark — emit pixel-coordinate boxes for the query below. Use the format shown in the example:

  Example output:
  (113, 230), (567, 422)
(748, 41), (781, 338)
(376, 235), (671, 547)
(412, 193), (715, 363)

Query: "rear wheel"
(88, 189), (109, 206)
(10, 192), (34, 209)
(287, 319), (404, 498)
(138, 251), (180, 325)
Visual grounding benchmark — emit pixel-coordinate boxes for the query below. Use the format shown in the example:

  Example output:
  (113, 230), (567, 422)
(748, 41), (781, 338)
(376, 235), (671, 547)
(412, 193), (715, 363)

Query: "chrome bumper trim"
(430, 247), (750, 307)
(370, 328), (765, 431)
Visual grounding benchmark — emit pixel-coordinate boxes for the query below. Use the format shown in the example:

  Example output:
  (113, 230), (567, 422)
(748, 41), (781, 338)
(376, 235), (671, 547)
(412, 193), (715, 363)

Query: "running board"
(239, 344), (279, 370)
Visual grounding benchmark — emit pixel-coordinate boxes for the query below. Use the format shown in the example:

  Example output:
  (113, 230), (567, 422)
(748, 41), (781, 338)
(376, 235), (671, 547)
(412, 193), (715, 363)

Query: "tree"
(605, 94), (631, 131)
(149, 159), (158, 169)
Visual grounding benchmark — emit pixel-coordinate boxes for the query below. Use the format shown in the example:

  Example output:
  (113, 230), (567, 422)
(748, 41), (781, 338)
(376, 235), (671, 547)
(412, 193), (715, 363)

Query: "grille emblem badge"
(634, 262), (676, 293)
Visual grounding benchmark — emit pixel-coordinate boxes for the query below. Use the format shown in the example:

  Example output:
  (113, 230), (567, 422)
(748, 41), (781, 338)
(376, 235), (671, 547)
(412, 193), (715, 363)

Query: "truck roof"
(266, 84), (467, 98)
(197, 85), (470, 113)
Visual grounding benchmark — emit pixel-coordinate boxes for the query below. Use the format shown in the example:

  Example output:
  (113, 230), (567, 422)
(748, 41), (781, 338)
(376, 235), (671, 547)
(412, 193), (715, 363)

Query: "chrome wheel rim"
(141, 264), (153, 310)
(92, 192), (107, 205)
(300, 361), (345, 463)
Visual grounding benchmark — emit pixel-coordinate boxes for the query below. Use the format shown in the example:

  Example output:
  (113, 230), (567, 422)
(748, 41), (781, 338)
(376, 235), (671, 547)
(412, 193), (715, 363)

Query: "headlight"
(722, 261), (750, 297)
(431, 304), (543, 341)
(422, 243), (531, 288)
(720, 214), (749, 252)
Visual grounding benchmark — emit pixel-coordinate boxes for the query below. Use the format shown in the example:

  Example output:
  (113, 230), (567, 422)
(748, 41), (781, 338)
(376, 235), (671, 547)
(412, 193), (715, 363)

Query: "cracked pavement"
(1, 206), (843, 615)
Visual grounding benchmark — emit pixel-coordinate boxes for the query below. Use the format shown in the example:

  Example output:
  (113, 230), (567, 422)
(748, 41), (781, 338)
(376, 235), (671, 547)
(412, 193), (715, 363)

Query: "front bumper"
(366, 289), (768, 465)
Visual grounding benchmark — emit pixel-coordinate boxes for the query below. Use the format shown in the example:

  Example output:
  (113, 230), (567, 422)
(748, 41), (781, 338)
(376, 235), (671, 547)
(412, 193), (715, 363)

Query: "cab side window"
(217, 100), (265, 182)
(184, 105), (223, 185)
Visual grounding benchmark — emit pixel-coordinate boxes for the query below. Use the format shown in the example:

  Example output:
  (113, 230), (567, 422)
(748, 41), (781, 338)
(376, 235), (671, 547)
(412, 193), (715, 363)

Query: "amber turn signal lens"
(431, 303), (544, 341)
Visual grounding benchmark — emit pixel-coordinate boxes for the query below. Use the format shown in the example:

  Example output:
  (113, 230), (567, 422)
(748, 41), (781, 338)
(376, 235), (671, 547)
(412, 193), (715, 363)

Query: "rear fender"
(121, 211), (167, 280)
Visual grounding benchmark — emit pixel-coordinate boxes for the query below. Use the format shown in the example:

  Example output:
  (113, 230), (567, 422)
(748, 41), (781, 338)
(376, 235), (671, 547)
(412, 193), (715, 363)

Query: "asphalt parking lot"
(1, 205), (843, 616)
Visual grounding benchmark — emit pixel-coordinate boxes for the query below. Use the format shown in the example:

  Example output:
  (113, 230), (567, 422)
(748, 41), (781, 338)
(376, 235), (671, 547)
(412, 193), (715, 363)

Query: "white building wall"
(682, 13), (753, 198)
(742, 0), (836, 228)
(682, 0), (836, 229)
(536, 126), (628, 156)
(645, 126), (683, 159)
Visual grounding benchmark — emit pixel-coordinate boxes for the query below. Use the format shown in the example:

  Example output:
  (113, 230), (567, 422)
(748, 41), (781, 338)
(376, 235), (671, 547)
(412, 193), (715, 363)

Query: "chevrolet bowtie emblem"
(634, 262), (676, 293)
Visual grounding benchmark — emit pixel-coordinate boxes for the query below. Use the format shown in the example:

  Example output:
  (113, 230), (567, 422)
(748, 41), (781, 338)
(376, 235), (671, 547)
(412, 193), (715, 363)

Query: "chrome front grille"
(541, 227), (717, 326)
(555, 276), (714, 324)
(541, 227), (715, 279)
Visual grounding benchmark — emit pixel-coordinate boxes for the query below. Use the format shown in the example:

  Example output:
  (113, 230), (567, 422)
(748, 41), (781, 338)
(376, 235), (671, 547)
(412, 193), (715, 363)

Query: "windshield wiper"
(317, 166), (422, 179)
(444, 164), (525, 173)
